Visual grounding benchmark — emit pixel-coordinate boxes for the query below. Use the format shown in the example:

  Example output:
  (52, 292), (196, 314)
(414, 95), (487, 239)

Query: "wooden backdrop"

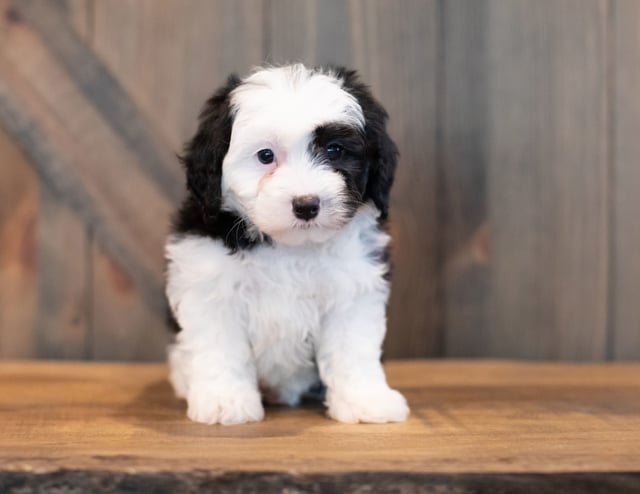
(0, 0), (638, 361)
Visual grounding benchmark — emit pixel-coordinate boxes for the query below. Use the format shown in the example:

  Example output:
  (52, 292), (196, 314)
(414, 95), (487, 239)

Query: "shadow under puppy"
(166, 64), (409, 425)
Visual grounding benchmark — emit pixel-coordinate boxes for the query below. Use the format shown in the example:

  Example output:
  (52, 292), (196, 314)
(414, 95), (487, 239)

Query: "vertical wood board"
(266, 0), (352, 67)
(35, 184), (89, 359)
(0, 126), (38, 358)
(485, 0), (609, 359)
(611, 0), (640, 360)
(440, 0), (491, 357)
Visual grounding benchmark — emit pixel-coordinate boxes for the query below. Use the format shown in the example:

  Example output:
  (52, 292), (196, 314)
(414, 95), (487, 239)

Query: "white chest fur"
(165, 206), (390, 406)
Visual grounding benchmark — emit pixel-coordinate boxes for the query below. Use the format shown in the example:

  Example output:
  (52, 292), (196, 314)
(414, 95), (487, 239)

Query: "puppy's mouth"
(262, 220), (323, 237)
(294, 221), (319, 230)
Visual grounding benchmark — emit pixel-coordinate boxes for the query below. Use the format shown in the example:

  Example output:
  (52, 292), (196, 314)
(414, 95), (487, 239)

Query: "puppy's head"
(182, 64), (397, 246)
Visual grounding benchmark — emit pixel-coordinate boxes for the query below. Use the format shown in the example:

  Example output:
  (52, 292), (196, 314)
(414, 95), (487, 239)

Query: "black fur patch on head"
(331, 67), (398, 221)
(173, 75), (263, 252)
(311, 123), (367, 218)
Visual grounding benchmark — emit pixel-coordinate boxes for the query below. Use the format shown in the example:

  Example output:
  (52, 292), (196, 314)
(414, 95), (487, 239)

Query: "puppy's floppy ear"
(180, 74), (240, 222)
(362, 105), (398, 221)
(335, 68), (398, 220)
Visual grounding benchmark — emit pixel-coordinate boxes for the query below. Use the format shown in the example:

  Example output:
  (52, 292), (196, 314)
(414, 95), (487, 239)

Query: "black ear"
(180, 74), (240, 222)
(334, 68), (398, 220)
(362, 107), (398, 221)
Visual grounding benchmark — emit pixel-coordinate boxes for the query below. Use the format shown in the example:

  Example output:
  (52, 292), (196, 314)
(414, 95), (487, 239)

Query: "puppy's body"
(166, 65), (409, 425)
(167, 205), (399, 423)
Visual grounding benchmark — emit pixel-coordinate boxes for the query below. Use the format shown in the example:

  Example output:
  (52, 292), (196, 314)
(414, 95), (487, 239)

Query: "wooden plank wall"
(0, 127), (37, 358)
(612, 0), (640, 360)
(0, 0), (638, 361)
(486, 0), (609, 360)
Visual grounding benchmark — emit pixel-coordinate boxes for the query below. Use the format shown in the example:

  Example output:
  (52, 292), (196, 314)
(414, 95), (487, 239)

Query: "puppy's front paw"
(187, 382), (264, 425)
(326, 386), (409, 424)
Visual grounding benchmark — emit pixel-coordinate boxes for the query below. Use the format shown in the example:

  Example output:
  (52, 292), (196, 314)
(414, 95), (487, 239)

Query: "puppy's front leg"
(171, 298), (264, 425)
(316, 293), (409, 423)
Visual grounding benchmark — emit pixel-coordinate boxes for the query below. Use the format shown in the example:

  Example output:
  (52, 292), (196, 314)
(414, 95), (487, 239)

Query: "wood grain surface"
(1, 360), (639, 476)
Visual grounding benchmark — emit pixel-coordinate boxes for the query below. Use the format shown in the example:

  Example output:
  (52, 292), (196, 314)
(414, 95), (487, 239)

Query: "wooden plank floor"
(1, 360), (639, 492)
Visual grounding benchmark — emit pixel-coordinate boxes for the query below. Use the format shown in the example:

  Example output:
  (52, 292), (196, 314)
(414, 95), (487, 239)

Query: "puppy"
(165, 64), (409, 425)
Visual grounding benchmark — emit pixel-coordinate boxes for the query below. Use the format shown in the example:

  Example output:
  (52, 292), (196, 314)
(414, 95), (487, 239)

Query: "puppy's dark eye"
(326, 143), (343, 161)
(257, 148), (275, 164)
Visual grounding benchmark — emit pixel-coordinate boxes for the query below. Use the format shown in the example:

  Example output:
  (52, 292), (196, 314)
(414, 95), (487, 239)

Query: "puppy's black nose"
(292, 195), (320, 221)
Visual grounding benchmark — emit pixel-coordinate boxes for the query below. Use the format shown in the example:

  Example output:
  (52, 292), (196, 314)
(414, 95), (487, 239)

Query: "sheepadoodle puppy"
(165, 64), (409, 425)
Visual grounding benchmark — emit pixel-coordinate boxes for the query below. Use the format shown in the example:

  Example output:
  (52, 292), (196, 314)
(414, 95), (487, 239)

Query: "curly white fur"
(166, 206), (408, 424)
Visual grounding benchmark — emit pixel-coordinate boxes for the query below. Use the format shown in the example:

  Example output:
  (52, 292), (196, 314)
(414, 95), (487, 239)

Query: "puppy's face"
(223, 67), (369, 245)
(183, 65), (397, 247)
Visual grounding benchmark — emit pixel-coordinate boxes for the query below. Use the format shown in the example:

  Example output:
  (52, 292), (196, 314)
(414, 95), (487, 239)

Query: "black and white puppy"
(166, 64), (409, 425)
